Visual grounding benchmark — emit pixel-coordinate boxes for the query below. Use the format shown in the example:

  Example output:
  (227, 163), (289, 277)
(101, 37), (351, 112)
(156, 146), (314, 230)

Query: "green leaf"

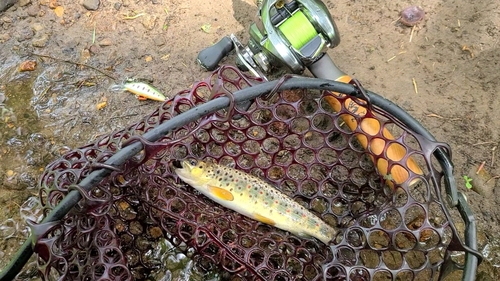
(463, 175), (473, 189)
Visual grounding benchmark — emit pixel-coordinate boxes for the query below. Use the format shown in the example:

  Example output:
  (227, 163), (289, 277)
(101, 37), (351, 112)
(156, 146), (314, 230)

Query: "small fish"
(112, 81), (166, 101)
(173, 159), (338, 244)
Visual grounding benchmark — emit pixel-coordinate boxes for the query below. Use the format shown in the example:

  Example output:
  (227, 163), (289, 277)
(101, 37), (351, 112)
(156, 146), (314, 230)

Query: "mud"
(0, 0), (499, 279)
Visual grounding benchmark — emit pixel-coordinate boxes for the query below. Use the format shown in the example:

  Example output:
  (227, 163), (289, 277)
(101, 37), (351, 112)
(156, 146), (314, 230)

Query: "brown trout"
(173, 159), (338, 244)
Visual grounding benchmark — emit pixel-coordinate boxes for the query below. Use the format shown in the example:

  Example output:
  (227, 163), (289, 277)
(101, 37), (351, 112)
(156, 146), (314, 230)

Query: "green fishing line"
(278, 10), (318, 49)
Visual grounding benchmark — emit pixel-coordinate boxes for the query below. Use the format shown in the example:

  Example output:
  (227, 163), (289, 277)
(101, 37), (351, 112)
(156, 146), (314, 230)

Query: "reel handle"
(197, 36), (234, 71)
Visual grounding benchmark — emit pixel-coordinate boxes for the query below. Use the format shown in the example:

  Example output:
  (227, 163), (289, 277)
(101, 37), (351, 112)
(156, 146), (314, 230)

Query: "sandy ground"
(0, 0), (499, 279)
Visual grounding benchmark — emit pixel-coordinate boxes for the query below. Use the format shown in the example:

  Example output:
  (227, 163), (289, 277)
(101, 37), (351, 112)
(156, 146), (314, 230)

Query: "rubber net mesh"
(32, 66), (459, 280)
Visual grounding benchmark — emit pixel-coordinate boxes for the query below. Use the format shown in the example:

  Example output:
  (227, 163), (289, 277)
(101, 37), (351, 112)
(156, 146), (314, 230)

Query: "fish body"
(173, 159), (337, 244)
(122, 81), (166, 101)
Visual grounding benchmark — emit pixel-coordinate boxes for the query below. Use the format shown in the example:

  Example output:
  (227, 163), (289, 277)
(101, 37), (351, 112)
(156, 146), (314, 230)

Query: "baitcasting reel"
(198, 0), (342, 80)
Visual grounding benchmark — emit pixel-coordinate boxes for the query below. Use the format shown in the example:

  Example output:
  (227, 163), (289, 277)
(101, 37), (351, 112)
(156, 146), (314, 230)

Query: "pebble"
(1, 16), (12, 23)
(0, 32), (10, 42)
(16, 27), (34, 41)
(48, 0), (57, 9)
(98, 37), (112, 46)
(88, 44), (99, 54)
(153, 36), (164, 46)
(18, 0), (31, 7)
(113, 2), (121, 10)
(141, 14), (157, 30)
(26, 4), (39, 16)
(30, 22), (43, 32)
(82, 0), (99, 11)
(400, 6), (425, 27)
(31, 32), (49, 47)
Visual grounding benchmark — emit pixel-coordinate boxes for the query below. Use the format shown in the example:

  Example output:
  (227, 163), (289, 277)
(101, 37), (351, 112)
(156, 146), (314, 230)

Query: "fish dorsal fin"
(208, 185), (234, 201)
(252, 212), (276, 226)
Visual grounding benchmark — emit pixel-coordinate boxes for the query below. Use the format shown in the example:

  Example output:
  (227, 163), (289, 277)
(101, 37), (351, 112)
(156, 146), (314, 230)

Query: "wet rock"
(1, 15), (12, 23)
(0, 0), (17, 13)
(16, 27), (34, 41)
(98, 37), (112, 46)
(18, 0), (30, 7)
(30, 22), (43, 32)
(31, 32), (49, 47)
(0, 32), (10, 42)
(48, 0), (56, 9)
(26, 4), (39, 16)
(88, 43), (99, 54)
(153, 36), (164, 46)
(141, 14), (157, 30)
(82, 0), (99, 11)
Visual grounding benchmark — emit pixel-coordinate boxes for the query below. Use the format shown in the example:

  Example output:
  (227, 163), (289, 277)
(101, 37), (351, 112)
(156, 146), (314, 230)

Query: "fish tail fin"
(109, 84), (125, 92)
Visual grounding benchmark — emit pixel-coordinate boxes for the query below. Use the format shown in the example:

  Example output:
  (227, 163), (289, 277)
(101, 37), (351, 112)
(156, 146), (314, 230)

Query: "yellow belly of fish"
(199, 174), (336, 245)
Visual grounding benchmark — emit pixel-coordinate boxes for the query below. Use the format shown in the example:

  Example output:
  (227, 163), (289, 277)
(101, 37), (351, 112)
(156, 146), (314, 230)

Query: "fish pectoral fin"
(208, 185), (234, 201)
(252, 212), (276, 226)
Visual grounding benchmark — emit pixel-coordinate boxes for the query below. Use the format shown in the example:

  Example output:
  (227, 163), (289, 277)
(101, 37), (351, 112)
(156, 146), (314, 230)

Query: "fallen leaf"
(54, 6), (64, 17)
(201, 24), (211, 33)
(96, 101), (107, 110)
(97, 96), (108, 110)
(6, 170), (14, 177)
(19, 60), (37, 72)
(145, 55), (152, 62)
(160, 54), (170, 60)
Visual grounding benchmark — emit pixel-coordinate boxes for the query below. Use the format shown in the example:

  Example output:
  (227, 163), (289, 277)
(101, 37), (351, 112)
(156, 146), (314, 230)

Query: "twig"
(486, 175), (500, 184)
(426, 113), (443, 118)
(109, 113), (139, 120)
(476, 161), (486, 174)
(409, 25), (416, 42)
(472, 141), (497, 146)
(412, 78), (418, 94)
(92, 22), (96, 44)
(386, 51), (406, 62)
(30, 53), (117, 80)
(492, 146), (497, 167)
(122, 12), (146, 20)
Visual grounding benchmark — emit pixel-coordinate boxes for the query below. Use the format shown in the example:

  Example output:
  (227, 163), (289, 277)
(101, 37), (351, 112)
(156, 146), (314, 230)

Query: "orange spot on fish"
(208, 185), (234, 201)
(252, 213), (276, 226)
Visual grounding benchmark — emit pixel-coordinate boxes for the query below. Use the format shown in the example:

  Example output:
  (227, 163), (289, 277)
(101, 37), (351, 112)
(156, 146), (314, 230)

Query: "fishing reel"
(197, 0), (341, 79)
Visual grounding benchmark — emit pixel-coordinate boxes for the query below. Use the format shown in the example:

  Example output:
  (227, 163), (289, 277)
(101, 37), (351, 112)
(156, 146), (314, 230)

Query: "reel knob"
(197, 36), (234, 71)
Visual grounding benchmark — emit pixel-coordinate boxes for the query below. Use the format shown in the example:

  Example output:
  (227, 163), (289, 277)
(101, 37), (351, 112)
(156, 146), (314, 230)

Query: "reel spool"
(248, 0), (341, 73)
(196, 0), (340, 77)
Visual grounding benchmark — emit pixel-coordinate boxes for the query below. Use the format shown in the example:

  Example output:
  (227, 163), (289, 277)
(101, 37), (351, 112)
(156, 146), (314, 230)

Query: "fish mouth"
(172, 160), (183, 169)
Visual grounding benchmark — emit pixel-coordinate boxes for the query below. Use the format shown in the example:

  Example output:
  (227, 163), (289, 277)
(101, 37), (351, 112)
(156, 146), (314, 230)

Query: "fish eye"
(188, 159), (197, 166)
